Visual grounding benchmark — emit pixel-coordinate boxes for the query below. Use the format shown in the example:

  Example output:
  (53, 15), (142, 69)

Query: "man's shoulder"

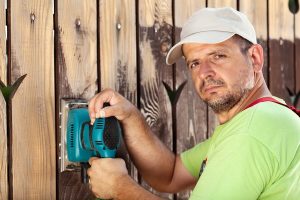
(248, 100), (300, 131)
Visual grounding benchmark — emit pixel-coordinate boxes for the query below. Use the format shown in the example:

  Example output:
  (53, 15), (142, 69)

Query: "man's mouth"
(203, 85), (222, 94)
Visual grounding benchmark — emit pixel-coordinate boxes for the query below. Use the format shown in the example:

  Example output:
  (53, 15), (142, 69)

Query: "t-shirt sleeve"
(180, 138), (212, 179)
(189, 134), (277, 200)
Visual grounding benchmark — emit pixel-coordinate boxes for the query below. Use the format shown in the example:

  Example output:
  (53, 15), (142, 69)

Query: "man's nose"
(198, 61), (216, 80)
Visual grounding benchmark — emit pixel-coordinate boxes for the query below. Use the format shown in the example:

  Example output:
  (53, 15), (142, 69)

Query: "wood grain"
(240, 0), (269, 85)
(56, 0), (98, 199)
(207, 0), (236, 8)
(56, 0), (97, 100)
(0, 89), (7, 200)
(0, 0), (5, 83)
(174, 1), (206, 199)
(269, 0), (294, 103)
(10, 0), (55, 199)
(99, 0), (138, 181)
(138, 0), (173, 199)
(296, 4), (300, 104)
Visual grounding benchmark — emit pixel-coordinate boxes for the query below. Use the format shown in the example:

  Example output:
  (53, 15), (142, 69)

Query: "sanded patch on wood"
(138, 0), (173, 199)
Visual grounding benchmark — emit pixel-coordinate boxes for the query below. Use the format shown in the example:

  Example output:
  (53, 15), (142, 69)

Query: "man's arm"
(88, 89), (197, 193)
(88, 157), (162, 200)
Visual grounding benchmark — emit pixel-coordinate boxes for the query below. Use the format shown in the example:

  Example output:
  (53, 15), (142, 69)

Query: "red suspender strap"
(244, 97), (300, 117)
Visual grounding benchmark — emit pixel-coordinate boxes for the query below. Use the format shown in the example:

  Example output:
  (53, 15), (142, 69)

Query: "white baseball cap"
(166, 7), (257, 65)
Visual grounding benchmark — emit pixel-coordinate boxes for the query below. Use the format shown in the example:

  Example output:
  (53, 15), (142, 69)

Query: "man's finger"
(88, 97), (97, 124)
(89, 157), (99, 166)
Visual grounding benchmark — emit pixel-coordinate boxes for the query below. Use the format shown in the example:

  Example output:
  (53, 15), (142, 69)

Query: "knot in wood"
(30, 13), (36, 23)
(75, 18), (81, 28)
(116, 23), (121, 30)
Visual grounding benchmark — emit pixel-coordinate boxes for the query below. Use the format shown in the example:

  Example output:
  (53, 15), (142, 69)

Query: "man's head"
(166, 7), (257, 65)
(166, 7), (264, 114)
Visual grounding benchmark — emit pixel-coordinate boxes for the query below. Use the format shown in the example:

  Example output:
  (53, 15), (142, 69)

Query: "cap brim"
(166, 31), (235, 65)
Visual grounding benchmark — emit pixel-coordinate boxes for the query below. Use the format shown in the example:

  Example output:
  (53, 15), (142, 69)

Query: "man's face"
(182, 38), (255, 113)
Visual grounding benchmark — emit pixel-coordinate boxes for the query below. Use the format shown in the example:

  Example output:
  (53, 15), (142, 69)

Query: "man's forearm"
(121, 108), (176, 190)
(114, 175), (163, 200)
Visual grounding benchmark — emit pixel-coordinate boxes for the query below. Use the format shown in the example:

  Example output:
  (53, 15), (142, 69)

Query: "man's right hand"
(88, 88), (197, 194)
(88, 88), (138, 125)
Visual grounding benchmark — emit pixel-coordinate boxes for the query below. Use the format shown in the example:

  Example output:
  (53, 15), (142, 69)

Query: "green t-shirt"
(181, 100), (300, 200)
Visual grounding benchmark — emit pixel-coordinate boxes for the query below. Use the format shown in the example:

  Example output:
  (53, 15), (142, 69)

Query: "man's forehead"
(182, 42), (233, 59)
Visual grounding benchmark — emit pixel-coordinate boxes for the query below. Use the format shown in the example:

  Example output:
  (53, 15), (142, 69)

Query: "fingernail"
(96, 110), (105, 118)
(99, 110), (105, 118)
(90, 118), (95, 125)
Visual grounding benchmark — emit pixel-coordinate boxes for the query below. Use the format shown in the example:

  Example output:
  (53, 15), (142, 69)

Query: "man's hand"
(87, 157), (129, 199)
(88, 88), (137, 125)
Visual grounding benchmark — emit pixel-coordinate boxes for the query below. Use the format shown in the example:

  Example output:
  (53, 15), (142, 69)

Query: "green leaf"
(286, 86), (294, 96)
(289, 0), (299, 14)
(294, 90), (300, 108)
(0, 74), (27, 103)
(162, 81), (175, 104)
(162, 80), (187, 106)
(9, 74), (27, 100)
(173, 80), (187, 106)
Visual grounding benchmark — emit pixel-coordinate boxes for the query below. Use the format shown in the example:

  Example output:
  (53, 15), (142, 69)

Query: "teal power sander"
(66, 104), (121, 183)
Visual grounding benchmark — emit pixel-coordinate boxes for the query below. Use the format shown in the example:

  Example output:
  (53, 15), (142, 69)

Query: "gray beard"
(206, 87), (250, 114)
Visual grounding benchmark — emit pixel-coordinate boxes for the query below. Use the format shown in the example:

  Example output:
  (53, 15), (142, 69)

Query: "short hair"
(232, 34), (254, 56)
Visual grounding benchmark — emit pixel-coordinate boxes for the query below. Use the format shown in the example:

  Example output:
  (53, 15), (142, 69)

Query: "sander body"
(66, 106), (121, 183)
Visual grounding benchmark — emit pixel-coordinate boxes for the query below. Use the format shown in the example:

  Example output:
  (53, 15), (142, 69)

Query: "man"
(87, 7), (300, 199)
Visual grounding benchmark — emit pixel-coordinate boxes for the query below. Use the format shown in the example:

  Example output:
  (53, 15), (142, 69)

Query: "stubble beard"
(201, 77), (254, 114)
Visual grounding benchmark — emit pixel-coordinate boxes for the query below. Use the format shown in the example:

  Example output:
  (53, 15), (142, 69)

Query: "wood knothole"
(75, 18), (81, 28)
(30, 13), (36, 23)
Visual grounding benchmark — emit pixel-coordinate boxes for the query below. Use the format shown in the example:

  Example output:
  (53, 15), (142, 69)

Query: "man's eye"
(189, 61), (200, 69)
(214, 54), (226, 59)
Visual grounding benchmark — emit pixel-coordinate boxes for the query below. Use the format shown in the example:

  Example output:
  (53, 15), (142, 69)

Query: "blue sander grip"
(66, 107), (122, 187)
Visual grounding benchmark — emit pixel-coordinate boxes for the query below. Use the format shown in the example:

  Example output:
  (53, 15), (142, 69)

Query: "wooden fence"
(0, 0), (299, 199)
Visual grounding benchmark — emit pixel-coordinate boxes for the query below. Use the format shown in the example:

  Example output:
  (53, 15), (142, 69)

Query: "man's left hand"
(87, 157), (129, 199)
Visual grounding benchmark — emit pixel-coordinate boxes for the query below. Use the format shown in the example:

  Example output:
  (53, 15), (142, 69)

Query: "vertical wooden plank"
(10, 0), (55, 199)
(0, 1), (8, 199)
(206, 1), (237, 135)
(99, 0), (138, 180)
(208, 0), (236, 8)
(0, 0), (6, 82)
(138, 0), (173, 199)
(240, 0), (268, 85)
(296, 3), (300, 108)
(269, 0), (294, 103)
(0, 94), (7, 200)
(56, 0), (97, 199)
(174, 1), (206, 199)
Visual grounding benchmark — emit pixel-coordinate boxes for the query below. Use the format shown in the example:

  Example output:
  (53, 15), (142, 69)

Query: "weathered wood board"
(10, 0), (55, 199)
(56, 0), (98, 199)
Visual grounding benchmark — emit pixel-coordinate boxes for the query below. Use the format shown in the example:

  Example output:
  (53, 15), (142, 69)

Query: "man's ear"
(248, 44), (264, 72)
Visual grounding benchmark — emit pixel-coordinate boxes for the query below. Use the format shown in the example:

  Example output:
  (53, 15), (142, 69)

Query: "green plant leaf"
(162, 81), (175, 104)
(294, 90), (300, 108)
(9, 74), (27, 100)
(286, 86), (294, 96)
(173, 80), (187, 106)
(0, 74), (27, 103)
(162, 80), (187, 106)
(0, 86), (12, 102)
(289, 0), (299, 14)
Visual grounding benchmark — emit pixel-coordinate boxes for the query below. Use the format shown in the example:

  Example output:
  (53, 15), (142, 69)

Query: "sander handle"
(81, 162), (90, 184)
